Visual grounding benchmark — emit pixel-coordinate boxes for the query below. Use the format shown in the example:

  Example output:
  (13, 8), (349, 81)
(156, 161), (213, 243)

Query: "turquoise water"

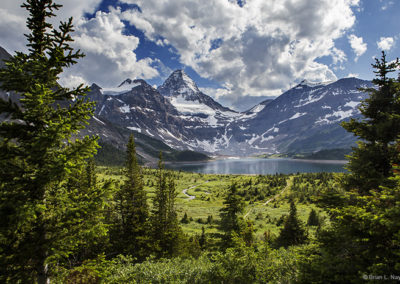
(165, 158), (347, 175)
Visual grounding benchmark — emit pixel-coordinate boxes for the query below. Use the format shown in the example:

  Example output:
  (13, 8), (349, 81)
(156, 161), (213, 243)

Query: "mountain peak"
(159, 69), (200, 97)
(90, 83), (102, 91)
(117, 78), (153, 89)
(118, 78), (134, 88)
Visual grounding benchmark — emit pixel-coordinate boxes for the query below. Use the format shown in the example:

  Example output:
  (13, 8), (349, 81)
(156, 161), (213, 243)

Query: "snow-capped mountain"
(87, 69), (373, 156)
(87, 79), (197, 149)
(0, 44), (381, 159)
(87, 74), (238, 153)
(157, 70), (239, 128)
(225, 77), (373, 155)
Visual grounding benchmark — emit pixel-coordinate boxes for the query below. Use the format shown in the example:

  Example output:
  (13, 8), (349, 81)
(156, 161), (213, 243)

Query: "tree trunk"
(36, 220), (49, 284)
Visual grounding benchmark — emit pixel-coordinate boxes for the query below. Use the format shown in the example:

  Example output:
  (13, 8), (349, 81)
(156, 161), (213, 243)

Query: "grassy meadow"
(98, 166), (335, 241)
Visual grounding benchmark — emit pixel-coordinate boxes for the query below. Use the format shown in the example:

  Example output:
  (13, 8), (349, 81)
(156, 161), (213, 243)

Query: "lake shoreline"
(162, 157), (347, 175)
(164, 156), (347, 165)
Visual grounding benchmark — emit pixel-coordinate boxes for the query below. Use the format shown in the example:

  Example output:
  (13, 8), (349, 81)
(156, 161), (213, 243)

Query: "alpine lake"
(165, 157), (347, 175)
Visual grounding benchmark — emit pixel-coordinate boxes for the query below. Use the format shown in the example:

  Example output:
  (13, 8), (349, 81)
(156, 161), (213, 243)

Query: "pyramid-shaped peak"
(170, 69), (196, 84)
(90, 83), (102, 91)
(159, 69), (200, 96)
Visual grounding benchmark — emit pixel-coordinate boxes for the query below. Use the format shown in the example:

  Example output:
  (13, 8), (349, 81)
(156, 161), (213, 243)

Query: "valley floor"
(100, 167), (334, 240)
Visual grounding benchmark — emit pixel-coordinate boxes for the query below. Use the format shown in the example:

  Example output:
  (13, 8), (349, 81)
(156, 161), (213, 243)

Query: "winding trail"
(182, 180), (210, 200)
(244, 176), (294, 219)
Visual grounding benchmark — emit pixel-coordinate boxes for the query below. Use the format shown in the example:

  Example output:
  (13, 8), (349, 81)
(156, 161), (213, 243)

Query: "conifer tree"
(114, 134), (150, 260)
(307, 208), (319, 226)
(62, 159), (109, 265)
(181, 212), (189, 224)
(300, 53), (400, 282)
(150, 152), (182, 257)
(341, 52), (400, 193)
(275, 201), (308, 248)
(199, 226), (207, 249)
(219, 183), (246, 248)
(0, 1), (101, 282)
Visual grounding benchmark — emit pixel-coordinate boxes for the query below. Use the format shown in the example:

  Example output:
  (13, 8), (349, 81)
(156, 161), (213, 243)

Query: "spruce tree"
(150, 152), (182, 257)
(307, 208), (319, 226)
(181, 212), (189, 224)
(199, 226), (207, 250)
(300, 53), (400, 282)
(0, 1), (101, 282)
(341, 52), (400, 194)
(62, 159), (108, 266)
(219, 183), (246, 248)
(114, 134), (150, 260)
(275, 201), (308, 248)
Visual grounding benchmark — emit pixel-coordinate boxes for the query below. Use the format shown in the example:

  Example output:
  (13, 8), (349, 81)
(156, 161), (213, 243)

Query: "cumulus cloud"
(120, 0), (359, 98)
(348, 34), (367, 61)
(0, 1), (158, 88)
(61, 8), (159, 87)
(0, 0), (102, 53)
(377, 37), (395, 51)
(0, 0), (361, 96)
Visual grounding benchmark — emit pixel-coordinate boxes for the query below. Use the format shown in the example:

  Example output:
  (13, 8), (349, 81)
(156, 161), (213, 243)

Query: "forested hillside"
(1, 1), (400, 283)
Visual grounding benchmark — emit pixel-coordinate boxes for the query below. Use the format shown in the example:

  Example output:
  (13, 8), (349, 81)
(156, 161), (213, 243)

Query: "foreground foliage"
(0, 1), (102, 283)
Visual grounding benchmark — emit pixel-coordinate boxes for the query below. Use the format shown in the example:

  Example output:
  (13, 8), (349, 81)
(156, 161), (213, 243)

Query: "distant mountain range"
(0, 46), (374, 163)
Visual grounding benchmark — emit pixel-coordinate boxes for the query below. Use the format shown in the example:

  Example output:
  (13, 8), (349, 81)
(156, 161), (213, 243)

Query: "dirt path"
(244, 176), (294, 219)
(182, 181), (209, 200)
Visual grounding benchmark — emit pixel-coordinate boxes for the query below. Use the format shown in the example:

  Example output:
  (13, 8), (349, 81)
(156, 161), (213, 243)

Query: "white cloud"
(331, 47), (347, 65)
(0, 0), (103, 53)
(120, 0), (359, 98)
(348, 34), (367, 61)
(59, 74), (88, 88)
(377, 37), (395, 51)
(0, 1), (158, 88)
(0, 0), (361, 97)
(347, 73), (359, 78)
(61, 8), (159, 87)
(199, 87), (231, 100)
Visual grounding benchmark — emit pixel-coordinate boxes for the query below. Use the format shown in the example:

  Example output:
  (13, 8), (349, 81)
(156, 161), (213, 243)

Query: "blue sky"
(0, 0), (399, 110)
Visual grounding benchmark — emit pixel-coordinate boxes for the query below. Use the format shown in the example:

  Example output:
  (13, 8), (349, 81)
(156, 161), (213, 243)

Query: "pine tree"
(181, 212), (189, 224)
(276, 201), (308, 248)
(307, 208), (319, 226)
(219, 183), (246, 248)
(0, 1), (101, 282)
(300, 53), (400, 282)
(150, 152), (182, 257)
(62, 159), (109, 266)
(341, 51), (400, 194)
(199, 227), (207, 249)
(114, 134), (150, 260)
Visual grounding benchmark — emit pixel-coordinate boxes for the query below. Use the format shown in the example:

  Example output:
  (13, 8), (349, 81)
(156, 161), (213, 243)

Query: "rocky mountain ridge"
(89, 70), (372, 156)
(0, 45), (374, 159)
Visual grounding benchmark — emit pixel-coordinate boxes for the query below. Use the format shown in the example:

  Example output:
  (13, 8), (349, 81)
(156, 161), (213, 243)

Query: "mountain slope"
(0, 44), (376, 157)
(158, 70), (240, 128)
(90, 70), (373, 156)
(227, 78), (373, 155)
(0, 46), (208, 165)
(81, 115), (209, 165)
(90, 74), (238, 153)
